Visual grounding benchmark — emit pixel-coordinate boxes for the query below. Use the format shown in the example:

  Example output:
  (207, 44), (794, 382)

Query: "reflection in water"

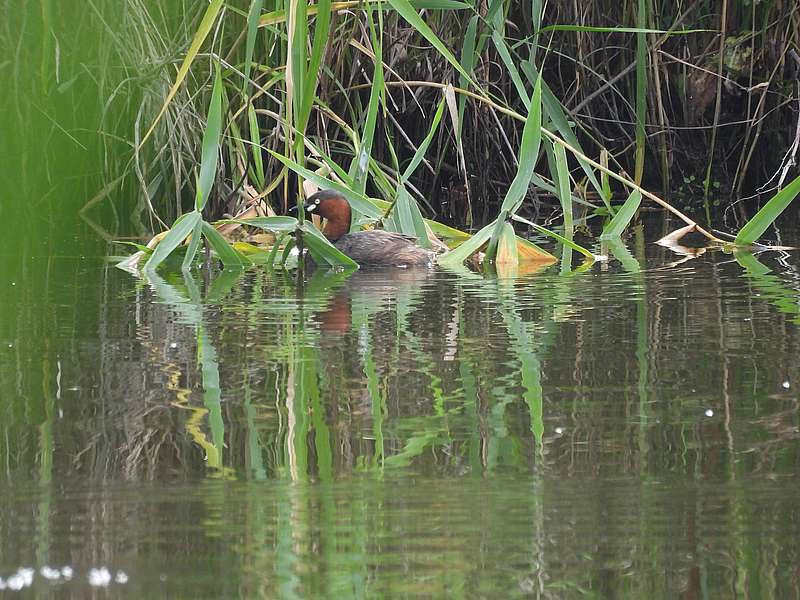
(2, 232), (800, 596)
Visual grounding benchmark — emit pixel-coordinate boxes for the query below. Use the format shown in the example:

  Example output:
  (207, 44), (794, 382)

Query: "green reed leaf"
(511, 213), (595, 259)
(139, 0), (224, 147)
(634, 0), (647, 184)
(243, 0), (264, 94)
(735, 173), (800, 245)
(520, 62), (611, 211)
(437, 220), (495, 266)
(195, 63), (224, 212)
(247, 104), (265, 188)
(229, 216), (299, 232)
(301, 222), (359, 268)
(181, 217), (204, 270)
(401, 97), (446, 183)
(600, 190), (642, 239)
(145, 211), (202, 272)
(553, 141), (573, 237)
(202, 222), (248, 269)
(268, 150), (383, 219)
(386, 0), (474, 86)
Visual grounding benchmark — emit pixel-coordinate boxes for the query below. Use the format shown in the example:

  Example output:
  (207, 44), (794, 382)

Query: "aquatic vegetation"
(114, 0), (799, 275)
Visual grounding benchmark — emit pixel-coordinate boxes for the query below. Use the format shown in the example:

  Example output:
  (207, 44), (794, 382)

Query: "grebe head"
(304, 190), (351, 241)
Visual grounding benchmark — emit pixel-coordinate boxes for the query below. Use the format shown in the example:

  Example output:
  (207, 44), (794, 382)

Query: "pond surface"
(2, 2), (800, 596)
(2, 225), (800, 597)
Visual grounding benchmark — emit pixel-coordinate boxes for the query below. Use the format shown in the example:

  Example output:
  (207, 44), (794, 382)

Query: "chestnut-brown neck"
(317, 197), (351, 242)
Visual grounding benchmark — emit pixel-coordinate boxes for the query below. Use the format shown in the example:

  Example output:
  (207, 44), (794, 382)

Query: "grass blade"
(139, 0), (224, 148)
(600, 190), (642, 239)
(145, 211), (203, 272)
(491, 30), (530, 109)
(553, 141), (573, 238)
(634, 0), (647, 184)
(301, 222), (359, 268)
(392, 187), (431, 248)
(349, 8), (384, 194)
(259, 0), (471, 27)
(243, 0), (264, 94)
(299, 0), (331, 131)
(437, 221), (495, 266)
(511, 213), (595, 259)
(268, 150), (383, 218)
(498, 73), (542, 214)
(735, 173), (800, 245)
(196, 62), (225, 212)
(202, 221), (248, 269)
(521, 62), (611, 211)
(385, 0), (474, 86)
(247, 104), (265, 188)
(401, 97), (446, 182)
(181, 218), (204, 270)
(457, 15), (478, 138)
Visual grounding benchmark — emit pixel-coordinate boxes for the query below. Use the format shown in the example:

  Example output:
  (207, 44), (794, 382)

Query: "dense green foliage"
(113, 0), (799, 236)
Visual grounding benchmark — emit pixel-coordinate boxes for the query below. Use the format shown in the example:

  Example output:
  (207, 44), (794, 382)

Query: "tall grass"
(105, 0), (800, 271)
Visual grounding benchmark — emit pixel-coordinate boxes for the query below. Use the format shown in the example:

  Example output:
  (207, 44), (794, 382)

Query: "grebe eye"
(314, 199), (320, 205)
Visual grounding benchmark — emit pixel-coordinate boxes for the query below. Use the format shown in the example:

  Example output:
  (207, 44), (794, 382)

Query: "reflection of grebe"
(304, 190), (436, 267)
(314, 268), (434, 336)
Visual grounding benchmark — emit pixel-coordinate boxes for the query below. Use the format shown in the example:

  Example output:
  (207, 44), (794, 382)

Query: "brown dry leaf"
(496, 223), (519, 267)
(249, 232), (277, 246)
(516, 236), (557, 265)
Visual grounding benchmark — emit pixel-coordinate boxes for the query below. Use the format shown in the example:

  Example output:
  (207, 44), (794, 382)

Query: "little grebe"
(303, 190), (436, 267)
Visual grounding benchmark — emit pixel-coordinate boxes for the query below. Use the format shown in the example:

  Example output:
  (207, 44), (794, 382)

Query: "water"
(3, 2), (800, 597)
(2, 237), (800, 597)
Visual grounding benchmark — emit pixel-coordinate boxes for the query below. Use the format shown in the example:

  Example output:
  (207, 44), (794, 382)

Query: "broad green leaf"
(301, 222), (359, 268)
(181, 217), (204, 270)
(392, 187), (431, 248)
(491, 30), (530, 109)
(139, 0), (224, 147)
(229, 216), (299, 232)
(735, 173), (800, 245)
(600, 189), (642, 238)
(498, 73), (542, 214)
(196, 63), (224, 212)
(437, 220), (496, 266)
(145, 211), (203, 272)
(202, 222), (248, 269)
